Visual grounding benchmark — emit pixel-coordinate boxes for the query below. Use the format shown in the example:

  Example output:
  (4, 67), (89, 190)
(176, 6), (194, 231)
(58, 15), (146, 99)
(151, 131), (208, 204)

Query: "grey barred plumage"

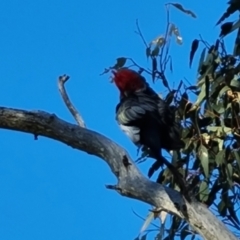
(116, 84), (184, 151)
(112, 68), (190, 201)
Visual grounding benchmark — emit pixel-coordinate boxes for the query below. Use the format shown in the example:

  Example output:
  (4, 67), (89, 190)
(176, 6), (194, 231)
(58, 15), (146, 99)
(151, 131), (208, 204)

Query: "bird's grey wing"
(116, 97), (158, 145)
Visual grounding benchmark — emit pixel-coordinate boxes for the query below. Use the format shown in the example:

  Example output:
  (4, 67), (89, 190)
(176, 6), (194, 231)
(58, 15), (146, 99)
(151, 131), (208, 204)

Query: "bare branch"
(135, 19), (148, 48)
(127, 58), (152, 74)
(160, 3), (171, 71)
(58, 75), (86, 128)
(0, 106), (237, 240)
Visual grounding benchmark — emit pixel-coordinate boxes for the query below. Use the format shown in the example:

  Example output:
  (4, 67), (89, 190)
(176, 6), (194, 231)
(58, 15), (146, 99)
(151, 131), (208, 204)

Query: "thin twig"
(160, 4), (171, 73)
(162, 6), (172, 71)
(58, 74), (86, 128)
(135, 19), (148, 48)
(131, 209), (160, 228)
(127, 58), (152, 74)
(199, 34), (211, 48)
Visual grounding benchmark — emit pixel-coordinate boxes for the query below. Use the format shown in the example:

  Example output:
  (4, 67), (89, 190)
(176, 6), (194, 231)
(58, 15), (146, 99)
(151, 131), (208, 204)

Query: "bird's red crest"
(112, 68), (145, 93)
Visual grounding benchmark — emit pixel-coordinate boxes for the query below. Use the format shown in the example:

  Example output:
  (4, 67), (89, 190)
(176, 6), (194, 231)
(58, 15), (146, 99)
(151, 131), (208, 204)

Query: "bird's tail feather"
(162, 123), (185, 150)
(148, 153), (191, 202)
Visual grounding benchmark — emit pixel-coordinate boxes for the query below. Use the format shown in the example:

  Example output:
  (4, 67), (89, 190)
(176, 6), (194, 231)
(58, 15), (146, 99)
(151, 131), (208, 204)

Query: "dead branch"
(0, 106), (237, 240)
(58, 75), (86, 127)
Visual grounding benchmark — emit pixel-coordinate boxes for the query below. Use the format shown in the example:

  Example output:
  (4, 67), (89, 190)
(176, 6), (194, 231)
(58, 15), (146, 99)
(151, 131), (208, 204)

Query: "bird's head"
(111, 68), (146, 95)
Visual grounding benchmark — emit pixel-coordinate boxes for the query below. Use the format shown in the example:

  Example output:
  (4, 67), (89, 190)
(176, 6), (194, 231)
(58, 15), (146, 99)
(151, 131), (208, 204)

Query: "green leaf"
(217, 139), (224, 151)
(233, 150), (240, 169)
(178, 92), (189, 119)
(226, 163), (233, 187)
(199, 145), (209, 178)
(197, 51), (217, 85)
(189, 39), (199, 68)
(182, 139), (193, 152)
(205, 75), (210, 102)
(114, 57), (127, 68)
(218, 200), (227, 217)
(220, 19), (240, 38)
(195, 83), (206, 106)
(212, 102), (225, 114)
(207, 126), (218, 132)
(210, 76), (224, 97)
(146, 47), (151, 59)
(170, 3), (197, 18)
(197, 48), (206, 73)
(186, 85), (198, 91)
(140, 234), (147, 240)
(230, 76), (240, 89)
(197, 65), (214, 86)
(165, 90), (176, 105)
(182, 127), (190, 138)
(215, 149), (226, 165)
(218, 86), (231, 97)
(220, 22), (234, 37)
(216, 1), (240, 25)
(199, 181), (209, 202)
(140, 212), (154, 235)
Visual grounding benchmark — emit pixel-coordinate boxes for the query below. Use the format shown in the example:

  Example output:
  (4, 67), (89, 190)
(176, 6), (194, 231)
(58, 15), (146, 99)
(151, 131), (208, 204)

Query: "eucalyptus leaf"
(218, 86), (231, 97)
(215, 149), (226, 165)
(218, 200), (227, 217)
(216, 1), (240, 25)
(146, 47), (151, 59)
(170, 3), (197, 18)
(115, 57), (127, 68)
(230, 77), (240, 89)
(197, 48), (206, 73)
(226, 163), (233, 187)
(199, 181), (209, 202)
(140, 234), (147, 240)
(189, 39), (199, 68)
(199, 145), (209, 178)
(195, 83), (206, 106)
(233, 150), (240, 169)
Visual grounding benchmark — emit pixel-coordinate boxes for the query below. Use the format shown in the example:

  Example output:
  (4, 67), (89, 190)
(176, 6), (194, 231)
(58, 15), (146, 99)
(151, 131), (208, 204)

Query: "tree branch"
(58, 75), (86, 127)
(0, 107), (237, 240)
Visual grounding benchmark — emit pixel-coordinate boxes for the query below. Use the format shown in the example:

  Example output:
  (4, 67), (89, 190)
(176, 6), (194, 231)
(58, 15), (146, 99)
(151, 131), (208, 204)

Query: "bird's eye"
(131, 82), (140, 90)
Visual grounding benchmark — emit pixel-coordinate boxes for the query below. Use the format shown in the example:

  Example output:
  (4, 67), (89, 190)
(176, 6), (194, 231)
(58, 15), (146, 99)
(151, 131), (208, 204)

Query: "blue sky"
(0, 0), (233, 239)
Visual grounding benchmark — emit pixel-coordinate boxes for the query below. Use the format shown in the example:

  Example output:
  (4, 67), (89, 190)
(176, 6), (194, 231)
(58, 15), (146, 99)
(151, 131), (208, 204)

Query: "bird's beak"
(111, 70), (117, 83)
